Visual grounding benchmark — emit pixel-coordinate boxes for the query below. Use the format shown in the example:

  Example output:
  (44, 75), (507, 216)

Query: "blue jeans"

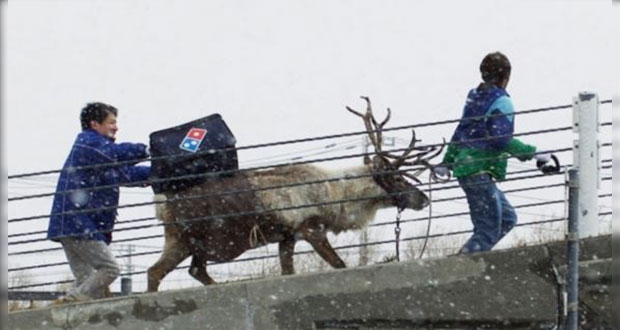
(458, 173), (517, 254)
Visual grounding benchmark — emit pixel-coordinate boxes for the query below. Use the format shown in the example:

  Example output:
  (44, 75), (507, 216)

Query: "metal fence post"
(572, 92), (600, 238)
(121, 277), (132, 296)
(566, 168), (579, 330)
(566, 91), (599, 329)
(120, 244), (134, 296)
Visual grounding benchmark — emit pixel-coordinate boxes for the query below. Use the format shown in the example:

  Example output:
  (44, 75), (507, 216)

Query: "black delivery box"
(149, 114), (238, 194)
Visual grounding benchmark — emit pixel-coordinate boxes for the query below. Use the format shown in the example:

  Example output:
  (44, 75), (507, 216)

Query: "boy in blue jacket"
(436, 52), (554, 254)
(48, 102), (150, 302)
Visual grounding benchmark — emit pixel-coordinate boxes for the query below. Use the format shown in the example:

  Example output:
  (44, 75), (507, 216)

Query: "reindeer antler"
(398, 138), (450, 183)
(384, 129), (422, 168)
(396, 139), (445, 167)
(346, 97), (447, 182)
(346, 96), (391, 158)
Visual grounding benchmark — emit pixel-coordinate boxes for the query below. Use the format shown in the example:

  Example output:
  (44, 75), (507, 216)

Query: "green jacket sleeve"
(441, 143), (459, 169)
(505, 138), (537, 161)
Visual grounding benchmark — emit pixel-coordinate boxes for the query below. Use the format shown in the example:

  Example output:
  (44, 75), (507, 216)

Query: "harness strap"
(418, 174), (433, 258)
(249, 224), (267, 248)
(394, 208), (403, 262)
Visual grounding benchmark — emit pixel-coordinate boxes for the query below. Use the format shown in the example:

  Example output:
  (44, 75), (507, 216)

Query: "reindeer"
(147, 96), (443, 292)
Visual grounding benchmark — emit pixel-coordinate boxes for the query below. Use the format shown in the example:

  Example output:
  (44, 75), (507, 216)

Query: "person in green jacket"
(435, 52), (555, 254)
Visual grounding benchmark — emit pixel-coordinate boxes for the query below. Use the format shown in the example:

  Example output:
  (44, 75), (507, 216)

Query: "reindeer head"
(346, 96), (444, 211)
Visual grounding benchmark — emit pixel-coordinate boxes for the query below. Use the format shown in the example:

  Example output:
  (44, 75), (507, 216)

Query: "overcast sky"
(5, 0), (615, 292)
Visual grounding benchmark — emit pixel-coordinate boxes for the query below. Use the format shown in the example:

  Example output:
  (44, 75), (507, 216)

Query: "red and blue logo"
(179, 128), (207, 153)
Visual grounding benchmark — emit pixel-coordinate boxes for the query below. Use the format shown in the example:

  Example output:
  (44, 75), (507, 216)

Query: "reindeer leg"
(307, 236), (346, 269)
(300, 224), (346, 269)
(147, 240), (191, 292)
(188, 255), (216, 286)
(279, 235), (296, 275)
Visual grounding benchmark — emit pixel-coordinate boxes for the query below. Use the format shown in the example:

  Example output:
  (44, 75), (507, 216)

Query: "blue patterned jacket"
(47, 129), (150, 244)
(449, 83), (514, 151)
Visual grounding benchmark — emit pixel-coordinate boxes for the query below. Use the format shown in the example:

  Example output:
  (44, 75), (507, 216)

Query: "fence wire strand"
(9, 212), (611, 290)
(11, 101), (602, 181)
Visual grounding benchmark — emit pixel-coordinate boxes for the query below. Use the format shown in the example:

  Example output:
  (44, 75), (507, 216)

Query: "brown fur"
(147, 162), (428, 292)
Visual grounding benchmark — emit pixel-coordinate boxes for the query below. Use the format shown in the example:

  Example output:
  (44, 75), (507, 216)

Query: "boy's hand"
(534, 153), (551, 165)
(535, 153), (560, 174)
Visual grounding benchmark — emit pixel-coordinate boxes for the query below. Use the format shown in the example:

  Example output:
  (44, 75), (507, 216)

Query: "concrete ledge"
(8, 235), (610, 329)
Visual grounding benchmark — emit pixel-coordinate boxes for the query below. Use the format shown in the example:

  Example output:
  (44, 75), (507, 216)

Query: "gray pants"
(60, 238), (120, 300)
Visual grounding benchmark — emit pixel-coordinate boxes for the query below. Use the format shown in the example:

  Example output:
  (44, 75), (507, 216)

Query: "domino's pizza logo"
(179, 128), (207, 153)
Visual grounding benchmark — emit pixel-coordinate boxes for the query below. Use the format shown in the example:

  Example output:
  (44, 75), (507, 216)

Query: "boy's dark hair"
(80, 102), (118, 130)
(480, 52), (511, 86)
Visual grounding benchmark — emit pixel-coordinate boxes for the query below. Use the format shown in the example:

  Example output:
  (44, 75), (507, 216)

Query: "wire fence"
(7, 99), (613, 297)
(12, 101), (608, 180)
(8, 156), (613, 241)
(4, 144), (575, 224)
(4, 124), (583, 204)
(4, 162), (580, 252)
(8, 149), (613, 249)
(7, 208), (612, 292)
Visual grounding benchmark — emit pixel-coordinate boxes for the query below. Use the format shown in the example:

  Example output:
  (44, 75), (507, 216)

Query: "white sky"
(5, 0), (615, 292)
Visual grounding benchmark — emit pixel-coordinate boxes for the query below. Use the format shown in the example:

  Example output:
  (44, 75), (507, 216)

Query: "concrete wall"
(8, 235), (610, 329)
